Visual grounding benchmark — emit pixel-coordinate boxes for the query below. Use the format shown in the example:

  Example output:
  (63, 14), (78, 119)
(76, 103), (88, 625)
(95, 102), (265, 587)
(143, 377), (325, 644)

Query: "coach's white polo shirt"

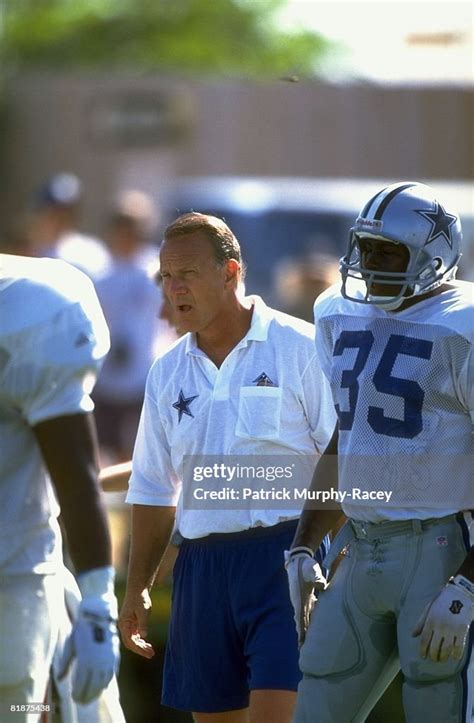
(127, 295), (336, 538)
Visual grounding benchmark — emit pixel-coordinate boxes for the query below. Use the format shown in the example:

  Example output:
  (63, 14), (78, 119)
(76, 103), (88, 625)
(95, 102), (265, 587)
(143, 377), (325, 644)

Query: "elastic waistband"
(182, 519), (298, 545)
(350, 514), (457, 542)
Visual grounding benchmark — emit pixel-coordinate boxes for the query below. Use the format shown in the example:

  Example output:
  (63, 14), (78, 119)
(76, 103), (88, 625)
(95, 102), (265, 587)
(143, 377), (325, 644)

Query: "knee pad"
(0, 635), (32, 689)
(0, 666), (31, 691)
(299, 586), (363, 676)
(403, 675), (472, 723)
(401, 634), (471, 684)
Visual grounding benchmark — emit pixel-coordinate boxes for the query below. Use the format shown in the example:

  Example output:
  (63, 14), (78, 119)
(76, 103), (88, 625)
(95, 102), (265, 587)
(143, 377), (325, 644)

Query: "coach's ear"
(224, 259), (241, 290)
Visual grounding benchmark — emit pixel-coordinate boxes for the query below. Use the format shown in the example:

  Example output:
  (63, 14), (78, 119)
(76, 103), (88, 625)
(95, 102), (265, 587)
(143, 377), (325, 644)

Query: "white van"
(160, 177), (474, 303)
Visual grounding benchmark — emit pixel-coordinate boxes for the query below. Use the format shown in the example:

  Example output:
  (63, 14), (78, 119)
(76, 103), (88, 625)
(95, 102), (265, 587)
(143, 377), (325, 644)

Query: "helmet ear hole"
(433, 258), (443, 271)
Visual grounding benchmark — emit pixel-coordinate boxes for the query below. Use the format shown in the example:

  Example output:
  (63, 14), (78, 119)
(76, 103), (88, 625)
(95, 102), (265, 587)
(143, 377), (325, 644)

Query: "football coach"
(119, 212), (337, 723)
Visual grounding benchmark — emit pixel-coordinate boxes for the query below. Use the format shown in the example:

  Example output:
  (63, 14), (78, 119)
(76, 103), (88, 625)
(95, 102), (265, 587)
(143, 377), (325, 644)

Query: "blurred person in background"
(93, 190), (176, 463)
(25, 172), (111, 280)
(0, 253), (122, 722)
(274, 252), (339, 322)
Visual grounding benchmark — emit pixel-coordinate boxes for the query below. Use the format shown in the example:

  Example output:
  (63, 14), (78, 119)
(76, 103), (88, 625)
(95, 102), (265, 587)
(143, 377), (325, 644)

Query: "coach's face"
(159, 232), (237, 335)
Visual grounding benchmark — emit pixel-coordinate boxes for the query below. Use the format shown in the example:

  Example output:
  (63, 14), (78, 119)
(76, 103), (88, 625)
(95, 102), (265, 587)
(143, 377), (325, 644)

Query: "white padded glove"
(412, 574), (474, 663)
(285, 546), (328, 647)
(57, 566), (121, 704)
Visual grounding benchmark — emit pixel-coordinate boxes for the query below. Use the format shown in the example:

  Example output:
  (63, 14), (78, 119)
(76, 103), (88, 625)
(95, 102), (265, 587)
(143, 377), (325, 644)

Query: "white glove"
(57, 566), (121, 704)
(285, 546), (328, 647)
(412, 574), (474, 663)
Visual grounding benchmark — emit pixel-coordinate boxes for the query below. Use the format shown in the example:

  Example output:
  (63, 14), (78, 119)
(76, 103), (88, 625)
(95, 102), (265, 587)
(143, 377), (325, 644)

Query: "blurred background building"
(1, 76), (472, 234)
(0, 1), (472, 240)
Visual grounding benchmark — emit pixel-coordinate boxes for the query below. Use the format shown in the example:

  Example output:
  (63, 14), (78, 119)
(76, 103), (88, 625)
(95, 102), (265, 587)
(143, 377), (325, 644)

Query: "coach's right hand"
(285, 547), (328, 647)
(119, 588), (156, 659)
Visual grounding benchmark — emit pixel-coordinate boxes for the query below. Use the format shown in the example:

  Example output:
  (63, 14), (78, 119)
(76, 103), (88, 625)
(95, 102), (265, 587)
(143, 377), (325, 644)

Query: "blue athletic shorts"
(162, 520), (330, 713)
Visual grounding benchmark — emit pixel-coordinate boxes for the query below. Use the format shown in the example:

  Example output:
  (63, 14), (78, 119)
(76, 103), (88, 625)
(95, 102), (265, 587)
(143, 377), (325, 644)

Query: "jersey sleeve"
(300, 351), (337, 453)
(18, 296), (110, 426)
(126, 367), (181, 507)
(456, 345), (474, 425)
(313, 284), (339, 381)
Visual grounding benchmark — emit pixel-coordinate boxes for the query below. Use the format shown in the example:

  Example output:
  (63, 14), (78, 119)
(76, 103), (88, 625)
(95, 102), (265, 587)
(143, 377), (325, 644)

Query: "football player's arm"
(291, 423), (343, 552)
(119, 504), (176, 658)
(286, 425), (343, 645)
(298, 302), (345, 549)
(34, 411), (121, 704)
(299, 349), (346, 542)
(34, 412), (111, 571)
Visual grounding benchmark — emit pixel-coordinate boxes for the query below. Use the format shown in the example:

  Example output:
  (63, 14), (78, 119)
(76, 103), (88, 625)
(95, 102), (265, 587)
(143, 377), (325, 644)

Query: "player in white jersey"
(0, 255), (121, 722)
(118, 213), (336, 723)
(286, 182), (474, 722)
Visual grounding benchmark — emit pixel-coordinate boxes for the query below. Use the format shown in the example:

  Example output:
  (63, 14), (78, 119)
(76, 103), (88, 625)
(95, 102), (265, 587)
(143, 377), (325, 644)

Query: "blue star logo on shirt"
(172, 389), (199, 423)
(415, 202), (458, 247)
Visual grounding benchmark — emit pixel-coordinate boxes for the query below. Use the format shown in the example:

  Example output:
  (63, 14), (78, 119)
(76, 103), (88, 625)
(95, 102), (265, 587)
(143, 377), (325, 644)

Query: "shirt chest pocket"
(235, 386), (282, 440)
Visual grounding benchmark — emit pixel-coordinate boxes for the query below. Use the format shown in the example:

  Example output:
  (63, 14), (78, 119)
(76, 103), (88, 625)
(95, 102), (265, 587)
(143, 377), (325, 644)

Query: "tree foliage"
(0, 0), (332, 77)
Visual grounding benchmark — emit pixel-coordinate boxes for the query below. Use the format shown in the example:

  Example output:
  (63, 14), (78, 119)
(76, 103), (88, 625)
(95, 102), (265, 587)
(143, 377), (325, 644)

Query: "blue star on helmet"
(172, 389), (199, 423)
(415, 202), (458, 248)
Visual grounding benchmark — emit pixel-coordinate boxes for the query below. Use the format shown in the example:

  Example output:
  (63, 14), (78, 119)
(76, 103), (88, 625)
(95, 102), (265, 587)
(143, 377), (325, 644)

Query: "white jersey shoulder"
(1, 255), (110, 415)
(1, 254), (108, 338)
(419, 280), (473, 341)
(314, 279), (386, 324)
(315, 280), (473, 340)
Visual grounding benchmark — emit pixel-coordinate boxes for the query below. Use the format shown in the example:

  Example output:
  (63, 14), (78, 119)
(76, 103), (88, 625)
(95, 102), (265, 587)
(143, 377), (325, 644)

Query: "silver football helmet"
(340, 182), (462, 309)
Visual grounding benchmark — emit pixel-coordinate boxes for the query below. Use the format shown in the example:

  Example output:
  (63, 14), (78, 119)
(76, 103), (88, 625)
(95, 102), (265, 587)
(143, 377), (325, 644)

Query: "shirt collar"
(245, 295), (272, 341)
(185, 294), (272, 356)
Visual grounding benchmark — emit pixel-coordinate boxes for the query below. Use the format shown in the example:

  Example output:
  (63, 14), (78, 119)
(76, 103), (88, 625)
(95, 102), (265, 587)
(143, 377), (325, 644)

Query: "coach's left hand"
(412, 575), (474, 663)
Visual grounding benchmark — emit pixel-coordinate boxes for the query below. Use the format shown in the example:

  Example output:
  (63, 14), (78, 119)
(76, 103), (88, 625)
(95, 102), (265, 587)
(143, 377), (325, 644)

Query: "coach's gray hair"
(163, 212), (246, 280)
